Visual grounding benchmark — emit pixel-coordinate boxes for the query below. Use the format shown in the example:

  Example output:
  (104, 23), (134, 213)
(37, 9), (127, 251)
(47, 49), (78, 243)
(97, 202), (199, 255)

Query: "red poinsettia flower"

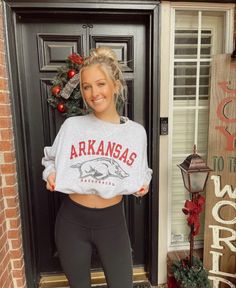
(68, 53), (84, 65)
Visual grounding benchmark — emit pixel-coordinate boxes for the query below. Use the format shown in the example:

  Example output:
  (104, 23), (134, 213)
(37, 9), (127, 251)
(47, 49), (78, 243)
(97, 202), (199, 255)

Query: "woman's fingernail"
(140, 188), (145, 192)
(52, 185), (55, 190)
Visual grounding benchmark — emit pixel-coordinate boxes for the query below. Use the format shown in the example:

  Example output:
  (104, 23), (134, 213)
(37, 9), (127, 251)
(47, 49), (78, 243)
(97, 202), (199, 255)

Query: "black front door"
(14, 10), (153, 285)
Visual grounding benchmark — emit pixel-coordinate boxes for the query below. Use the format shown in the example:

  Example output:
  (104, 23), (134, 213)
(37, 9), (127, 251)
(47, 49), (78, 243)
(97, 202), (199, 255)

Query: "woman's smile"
(92, 96), (105, 104)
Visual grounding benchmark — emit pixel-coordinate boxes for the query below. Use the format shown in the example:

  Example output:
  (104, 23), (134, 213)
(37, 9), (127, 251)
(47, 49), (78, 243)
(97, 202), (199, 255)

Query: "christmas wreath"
(48, 53), (88, 117)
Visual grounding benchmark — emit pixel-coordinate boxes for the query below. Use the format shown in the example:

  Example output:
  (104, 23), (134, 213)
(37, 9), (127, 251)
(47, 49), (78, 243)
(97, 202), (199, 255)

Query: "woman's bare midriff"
(69, 193), (123, 208)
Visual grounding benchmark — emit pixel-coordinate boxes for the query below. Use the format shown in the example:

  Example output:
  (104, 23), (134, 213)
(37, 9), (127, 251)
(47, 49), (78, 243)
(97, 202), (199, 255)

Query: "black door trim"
(3, 1), (160, 286)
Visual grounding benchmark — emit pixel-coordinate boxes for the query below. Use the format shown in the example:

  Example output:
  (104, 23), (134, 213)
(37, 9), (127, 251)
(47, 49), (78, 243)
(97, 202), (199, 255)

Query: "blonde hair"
(80, 47), (127, 107)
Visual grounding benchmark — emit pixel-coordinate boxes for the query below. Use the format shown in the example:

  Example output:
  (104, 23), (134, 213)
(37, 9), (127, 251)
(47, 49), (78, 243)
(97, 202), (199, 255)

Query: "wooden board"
(203, 54), (236, 288)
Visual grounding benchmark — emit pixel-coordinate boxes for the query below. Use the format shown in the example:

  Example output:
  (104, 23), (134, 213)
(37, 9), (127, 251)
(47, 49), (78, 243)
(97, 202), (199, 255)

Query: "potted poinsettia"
(171, 256), (210, 288)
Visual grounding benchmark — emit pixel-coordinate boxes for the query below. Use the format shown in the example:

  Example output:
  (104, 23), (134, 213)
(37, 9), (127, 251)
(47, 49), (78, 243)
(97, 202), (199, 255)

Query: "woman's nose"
(91, 86), (99, 97)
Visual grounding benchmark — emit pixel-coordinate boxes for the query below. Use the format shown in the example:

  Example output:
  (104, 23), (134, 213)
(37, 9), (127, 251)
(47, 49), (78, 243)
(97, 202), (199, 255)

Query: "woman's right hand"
(46, 172), (56, 192)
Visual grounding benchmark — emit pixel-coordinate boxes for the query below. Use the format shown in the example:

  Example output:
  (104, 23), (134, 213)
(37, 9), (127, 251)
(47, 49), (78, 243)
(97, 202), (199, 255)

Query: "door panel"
(18, 14), (148, 276)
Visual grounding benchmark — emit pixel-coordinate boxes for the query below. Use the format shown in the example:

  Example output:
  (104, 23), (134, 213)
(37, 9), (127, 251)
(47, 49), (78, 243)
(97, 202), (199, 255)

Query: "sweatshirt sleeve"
(141, 128), (153, 186)
(41, 122), (65, 182)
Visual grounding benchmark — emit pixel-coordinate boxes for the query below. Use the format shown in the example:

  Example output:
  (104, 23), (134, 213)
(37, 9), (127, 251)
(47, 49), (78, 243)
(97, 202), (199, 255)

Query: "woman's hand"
(46, 172), (56, 192)
(133, 185), (149, 197)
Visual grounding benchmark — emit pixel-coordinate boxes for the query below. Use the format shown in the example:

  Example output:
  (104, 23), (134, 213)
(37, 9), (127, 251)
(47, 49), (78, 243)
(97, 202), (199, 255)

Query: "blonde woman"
(42, 47), (152, 288)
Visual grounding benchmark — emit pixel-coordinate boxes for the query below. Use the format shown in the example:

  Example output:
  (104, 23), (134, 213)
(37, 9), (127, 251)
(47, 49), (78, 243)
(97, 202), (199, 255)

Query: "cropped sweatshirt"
(42, 113), (152, 199)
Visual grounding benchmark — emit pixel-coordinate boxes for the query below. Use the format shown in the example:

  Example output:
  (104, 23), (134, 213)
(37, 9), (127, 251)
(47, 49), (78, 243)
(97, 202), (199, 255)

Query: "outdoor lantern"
(177, 145), (212, 267)
(177, 145), (212, 194)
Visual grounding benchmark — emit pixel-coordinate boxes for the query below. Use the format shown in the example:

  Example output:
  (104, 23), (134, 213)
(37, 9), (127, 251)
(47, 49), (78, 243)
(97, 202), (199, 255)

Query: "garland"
(48, 53), (88, 117)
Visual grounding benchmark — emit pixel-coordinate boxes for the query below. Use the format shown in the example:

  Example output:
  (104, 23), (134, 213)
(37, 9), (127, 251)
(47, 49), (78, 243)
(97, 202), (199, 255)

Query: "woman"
(42, 47), (152, 288)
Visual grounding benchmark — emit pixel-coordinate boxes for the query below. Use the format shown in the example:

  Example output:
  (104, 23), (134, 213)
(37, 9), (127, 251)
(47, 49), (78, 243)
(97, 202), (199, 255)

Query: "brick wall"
(0, 3), (26, 288)
(235, 6), (236, 40)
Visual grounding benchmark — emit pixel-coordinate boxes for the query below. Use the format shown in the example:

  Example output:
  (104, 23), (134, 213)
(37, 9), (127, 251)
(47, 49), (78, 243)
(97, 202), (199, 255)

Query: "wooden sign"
(204, 54), (236, 288)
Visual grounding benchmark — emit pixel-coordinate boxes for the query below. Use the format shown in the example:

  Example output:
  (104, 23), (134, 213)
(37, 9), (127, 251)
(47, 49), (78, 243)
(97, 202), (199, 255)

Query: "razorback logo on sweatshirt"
(69, 139), (138, 166)
(71, 158), (129, 180)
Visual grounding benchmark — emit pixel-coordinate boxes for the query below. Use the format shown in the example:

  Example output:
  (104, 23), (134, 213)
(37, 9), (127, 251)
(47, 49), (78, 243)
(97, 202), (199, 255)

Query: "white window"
(169, 8), (234, 249)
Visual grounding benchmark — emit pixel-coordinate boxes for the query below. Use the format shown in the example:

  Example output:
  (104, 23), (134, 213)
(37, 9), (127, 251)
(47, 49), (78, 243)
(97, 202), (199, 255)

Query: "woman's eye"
(83, 85), (90, 90)
(98, 82), (105, 87)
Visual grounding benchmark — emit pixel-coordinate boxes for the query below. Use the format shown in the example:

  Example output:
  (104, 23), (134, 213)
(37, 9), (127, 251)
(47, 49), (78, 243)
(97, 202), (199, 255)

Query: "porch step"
(92, 282), (152, 287)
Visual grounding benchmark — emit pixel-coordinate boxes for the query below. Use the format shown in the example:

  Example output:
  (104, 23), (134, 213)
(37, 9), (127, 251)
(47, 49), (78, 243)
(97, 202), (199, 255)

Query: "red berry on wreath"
(57, 103), (66, 113)
(52, 85), (61, 96)
(67, 69), (76, 79)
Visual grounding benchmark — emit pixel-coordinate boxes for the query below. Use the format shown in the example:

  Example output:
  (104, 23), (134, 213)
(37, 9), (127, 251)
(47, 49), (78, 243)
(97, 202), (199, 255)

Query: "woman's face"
(81, 64), (117, 116)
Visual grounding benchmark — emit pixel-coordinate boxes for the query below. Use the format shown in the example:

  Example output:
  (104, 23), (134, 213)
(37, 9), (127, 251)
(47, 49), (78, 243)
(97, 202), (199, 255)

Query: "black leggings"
(55, 196), (133, 288)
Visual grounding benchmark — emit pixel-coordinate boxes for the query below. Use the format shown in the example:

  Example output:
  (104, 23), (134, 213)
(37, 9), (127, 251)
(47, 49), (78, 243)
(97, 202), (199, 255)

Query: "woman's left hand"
(133, 185), (149, 197)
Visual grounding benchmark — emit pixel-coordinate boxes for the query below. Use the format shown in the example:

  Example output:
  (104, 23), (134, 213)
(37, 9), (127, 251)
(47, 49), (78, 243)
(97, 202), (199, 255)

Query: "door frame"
(3, 1), (160, 286)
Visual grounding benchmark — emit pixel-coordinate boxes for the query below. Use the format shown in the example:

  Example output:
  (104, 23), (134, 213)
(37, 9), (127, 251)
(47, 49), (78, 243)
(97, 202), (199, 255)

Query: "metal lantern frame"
(177, 145), (212, 194)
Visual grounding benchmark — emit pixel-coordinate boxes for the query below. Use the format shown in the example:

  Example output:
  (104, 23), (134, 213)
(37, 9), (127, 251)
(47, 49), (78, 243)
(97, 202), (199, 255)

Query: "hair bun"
(90, 47), (118, 63)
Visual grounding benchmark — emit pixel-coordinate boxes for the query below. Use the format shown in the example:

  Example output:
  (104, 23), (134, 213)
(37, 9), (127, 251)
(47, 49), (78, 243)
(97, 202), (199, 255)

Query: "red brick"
(1, 253), (10, 269)
(0, 64), (7, 77)
(6, 197), (18, 208)
(0, 266), (10, 287)
(0, 221), (6, 234)
(0, 39), (5, 51)
(3, 274), (13, 288)
(0, 140), (14, 151)
(0, 31), (4, 42)
(0, 118), (12, 129)
(8, 229), (21, 240)
(4, 152), (16, 163)
(12, 269), (24, 278)
(2, 186), (17, 197)
(0, 193), (3, 204)
(9, 218), (20, 229)
(0, 249), (9, 267)
(0, 92), (10, 104)
(12, 259), (24, 269)
(0, 11), (3, 26)
(0, 210), (5, 225)
(0, 53), (6, 67)
(11, 239), (21, 250)
(16, 278), (26, 287)
(0, 225), (3, 236)
(4, 277), (14, 288)
(1, 164), (16, 174)
(0, 248), (7, 267)
(0, 14), (3, 25)
(4, 174), (17, 186)
(0, 233), (7, 249)
(10, 249), (23, 259)
(0, 77), (8, 90)
(0, 128), (13, 140)
(5, 208), (18, 219)
(0, 105), (11, 117)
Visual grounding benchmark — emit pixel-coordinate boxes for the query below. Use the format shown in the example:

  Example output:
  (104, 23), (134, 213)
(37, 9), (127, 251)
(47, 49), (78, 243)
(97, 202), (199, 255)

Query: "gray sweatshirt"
(42, 113), (152, 199)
